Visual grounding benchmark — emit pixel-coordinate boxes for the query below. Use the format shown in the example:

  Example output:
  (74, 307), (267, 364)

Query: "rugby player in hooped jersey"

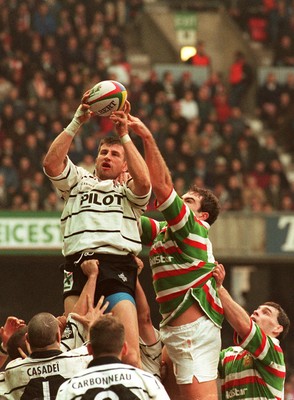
(213, 263), (290, 400)
(110, 109), (223, 400)
(43, 95), (151, 370)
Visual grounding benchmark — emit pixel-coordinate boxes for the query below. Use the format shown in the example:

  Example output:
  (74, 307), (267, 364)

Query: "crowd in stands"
(0, 0), (294, 215)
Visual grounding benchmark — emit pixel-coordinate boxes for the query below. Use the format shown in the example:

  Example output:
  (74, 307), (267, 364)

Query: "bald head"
(27, 312), (60, 350)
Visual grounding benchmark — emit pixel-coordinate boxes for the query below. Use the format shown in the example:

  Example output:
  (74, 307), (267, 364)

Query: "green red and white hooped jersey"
(219, 320), (286, 400)
(140, 189), (223, 327)
(44, 157), (151, 257)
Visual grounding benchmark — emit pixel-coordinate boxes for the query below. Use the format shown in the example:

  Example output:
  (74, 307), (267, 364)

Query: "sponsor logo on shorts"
(118, 272), (127, 282)
(64, 271), (73, 291)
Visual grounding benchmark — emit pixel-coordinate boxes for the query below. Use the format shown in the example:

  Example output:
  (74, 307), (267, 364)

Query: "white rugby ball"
(87, 80), (127, 117)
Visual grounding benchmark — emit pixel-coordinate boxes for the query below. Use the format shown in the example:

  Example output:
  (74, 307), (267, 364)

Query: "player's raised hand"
(127, 113), (152, 139)
(70, 295), (110, 337)
(0, 316), (26, 349)
(212, 262), (226, 288)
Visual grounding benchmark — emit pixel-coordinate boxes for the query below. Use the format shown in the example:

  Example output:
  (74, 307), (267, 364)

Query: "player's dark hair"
(188, 185), (220, 225)
(27, 313), (59, 349)
(97, 136), (122, 154)
(263, 301), (290, 340)
(90, 315), (125, 357)
(7, 325), (28, 360)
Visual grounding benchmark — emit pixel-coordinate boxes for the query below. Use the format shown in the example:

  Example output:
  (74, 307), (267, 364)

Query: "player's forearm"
(43, 131), (73, 176)
(142, 133), (173, 203)
(122, 139), (151, 196)
(218, 286), (251, 339)
(72, 273), (98, 316)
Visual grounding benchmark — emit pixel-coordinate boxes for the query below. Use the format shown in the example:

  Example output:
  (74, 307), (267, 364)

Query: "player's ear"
(121, 341), (128, 357)
(56, 329), (61, 344)
(200, 211), (209, 221)
(87, 342), (94, 356)
(273, 324), (283, 337)
(122, 161), (128, 173)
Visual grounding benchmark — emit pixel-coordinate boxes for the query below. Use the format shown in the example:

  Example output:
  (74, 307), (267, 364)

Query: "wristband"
(120, 134), (131, 144)
(64, 118), (81, 138)
(0, 342), (7, 355)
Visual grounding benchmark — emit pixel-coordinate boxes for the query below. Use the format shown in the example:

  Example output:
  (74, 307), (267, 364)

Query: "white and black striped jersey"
(44, 157), (151, 257)
(139, 328), (162, 382)
(60, 314), (88, 352)
(2, 346), (91, 399)
(56, 356), (171, 400)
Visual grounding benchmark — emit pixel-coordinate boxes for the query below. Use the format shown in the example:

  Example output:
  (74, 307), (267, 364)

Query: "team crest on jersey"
(62, 322), (74, 339)
(243, 353), (253, 368)
(64, 271), (73, 291)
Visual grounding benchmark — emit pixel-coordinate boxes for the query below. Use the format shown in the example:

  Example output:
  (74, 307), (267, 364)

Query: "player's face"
(250, 305), (281, 337)
(95, 143), (127, 180)
(182, 192), (203, 217)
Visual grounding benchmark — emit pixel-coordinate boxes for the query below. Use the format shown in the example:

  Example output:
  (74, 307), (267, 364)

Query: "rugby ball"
(87, 80), (127, 117)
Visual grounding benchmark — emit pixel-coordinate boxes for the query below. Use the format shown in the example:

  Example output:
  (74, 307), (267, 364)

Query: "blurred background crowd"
(0, 0), (294, 397)
(0, 0), (294, 214)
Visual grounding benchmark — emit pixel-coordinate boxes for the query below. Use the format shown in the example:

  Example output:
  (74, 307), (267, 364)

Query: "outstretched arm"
(112, 108), (173, 204)
(71, 259), (99, 317)
(110, 102), (151, 196)
(134, 256), (157, 345)
(43, 92), (92, 177)
(213, 263), (251, 339)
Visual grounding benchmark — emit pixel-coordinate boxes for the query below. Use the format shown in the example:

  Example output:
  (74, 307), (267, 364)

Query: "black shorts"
(61, 253), (138, 305)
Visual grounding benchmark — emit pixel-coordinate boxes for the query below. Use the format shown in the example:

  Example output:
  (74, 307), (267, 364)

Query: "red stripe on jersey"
(194, 216), (207, 228)
(168, 203), (187, 227)
(150, 245), (182, 256)
(156, 269), (210, 303)
(223, 375), (266, 390)
(203, 282), (224, 314)
(223, 353), (246, 364)
(183, 236), (207, 251)
(274, 344), (283, 353)
(153, 261), (206, 281)
(149, 218), (158, 243)
(253, 330), (267, 358)
(264, 363), (286, 379)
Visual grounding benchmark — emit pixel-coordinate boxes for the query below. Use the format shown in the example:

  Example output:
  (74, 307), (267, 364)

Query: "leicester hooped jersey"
(140, 189), (223, 328)
(219, 320), (286, 400)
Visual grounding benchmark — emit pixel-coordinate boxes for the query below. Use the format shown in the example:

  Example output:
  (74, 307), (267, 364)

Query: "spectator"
(257, 71), (282, 127)
(242, 174), (267, 210)
(228, 51), (253, 107)
(273, 34), (294, 66)
(175, 71), (198, 99)
(249, 160), (271, 189)
(142, 69), (164, 100)
(197, 84), (215, 126)
(186, 40), (211, 66)
(178, 89), (199, 121)
(264, 173), (285, 209)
